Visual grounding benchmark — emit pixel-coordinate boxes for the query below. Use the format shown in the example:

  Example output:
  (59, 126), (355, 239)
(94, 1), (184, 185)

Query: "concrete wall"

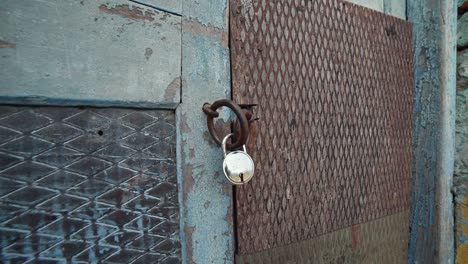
(346, 0), (406, 19)
(455, 1), (468, 263)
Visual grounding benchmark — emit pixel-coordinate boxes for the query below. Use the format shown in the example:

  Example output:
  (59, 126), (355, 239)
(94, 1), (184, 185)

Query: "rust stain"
(189, 148), (195, 158)
(0, 40), (16, 49)
(203, 131), (217, 146)
(459, 2), (468, 15)
(184, 226), (195, 264)
(247, 121), (257, 150)
(183, 164), (194, 202)
(180, 113), (191, 133)
(164, 77), (181, 102)
(351, 224), (359, 250)
(183, 19), (229, 47)
(98, 4), (156, 22)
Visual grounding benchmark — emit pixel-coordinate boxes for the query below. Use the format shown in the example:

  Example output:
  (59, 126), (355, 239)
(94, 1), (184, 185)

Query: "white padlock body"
(223, 151), (255, 185)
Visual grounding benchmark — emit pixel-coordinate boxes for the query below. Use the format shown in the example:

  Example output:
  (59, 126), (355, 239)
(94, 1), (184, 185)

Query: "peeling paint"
(164, 77), (181, 102)
(180, 113), (192, 133)
(0, 40), (15, 48)
(184, 226), (195, 264)
(183, 19), (229, 47)
(351, 224), (360, 250)
(182, 164), (194, 202)
(98, 4), (158, 22)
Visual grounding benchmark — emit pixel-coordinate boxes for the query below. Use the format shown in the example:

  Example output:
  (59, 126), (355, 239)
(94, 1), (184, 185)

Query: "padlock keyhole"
(239, 173), (244, 182)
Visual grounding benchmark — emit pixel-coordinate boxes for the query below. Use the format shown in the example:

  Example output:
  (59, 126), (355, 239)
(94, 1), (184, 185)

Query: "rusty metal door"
(230, 0), (414, 263)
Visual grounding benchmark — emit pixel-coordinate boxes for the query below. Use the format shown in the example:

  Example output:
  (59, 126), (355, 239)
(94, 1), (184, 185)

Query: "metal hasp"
(202, 99), (255, 150)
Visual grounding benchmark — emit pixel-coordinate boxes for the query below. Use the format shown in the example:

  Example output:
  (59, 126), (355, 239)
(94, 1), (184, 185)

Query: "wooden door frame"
(177, 0), (234, 263)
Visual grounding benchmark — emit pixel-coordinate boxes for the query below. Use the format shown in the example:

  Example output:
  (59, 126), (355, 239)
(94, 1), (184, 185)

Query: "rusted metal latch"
(202, 99), (257, 151)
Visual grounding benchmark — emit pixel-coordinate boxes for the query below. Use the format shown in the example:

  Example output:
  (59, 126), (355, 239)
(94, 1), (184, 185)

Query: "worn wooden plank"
(177, 0), (233, 263)
(0, 0), (181, 106)
(407, 0), (457, 263)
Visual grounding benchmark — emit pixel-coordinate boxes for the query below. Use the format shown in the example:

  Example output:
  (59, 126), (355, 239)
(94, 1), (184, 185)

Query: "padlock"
(222, 133), (255, 185)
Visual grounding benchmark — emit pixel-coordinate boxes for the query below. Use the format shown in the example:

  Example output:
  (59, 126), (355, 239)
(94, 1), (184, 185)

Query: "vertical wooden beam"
(437, 0), (457, 262)
(177, 0), (233, 263)
(408, 0), (457, 263)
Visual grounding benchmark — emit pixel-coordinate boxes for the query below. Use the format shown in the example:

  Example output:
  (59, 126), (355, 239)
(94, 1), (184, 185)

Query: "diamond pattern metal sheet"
(0, 106), (180, 263)
(230, 0), (413, 254)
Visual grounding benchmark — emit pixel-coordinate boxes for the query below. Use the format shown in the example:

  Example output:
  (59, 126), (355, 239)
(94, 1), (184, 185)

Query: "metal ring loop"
(203, 99), (249, 150)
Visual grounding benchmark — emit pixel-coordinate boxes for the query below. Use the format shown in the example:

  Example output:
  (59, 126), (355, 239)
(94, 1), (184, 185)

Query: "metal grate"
(230, 0), (413, 254)
(0, 106), (180, 263)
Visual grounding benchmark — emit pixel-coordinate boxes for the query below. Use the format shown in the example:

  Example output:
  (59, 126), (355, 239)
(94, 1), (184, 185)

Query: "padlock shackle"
(222, 133), (247, 157)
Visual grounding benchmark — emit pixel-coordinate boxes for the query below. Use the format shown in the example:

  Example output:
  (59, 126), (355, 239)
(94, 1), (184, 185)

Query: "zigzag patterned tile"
(0, 106), (180, 263)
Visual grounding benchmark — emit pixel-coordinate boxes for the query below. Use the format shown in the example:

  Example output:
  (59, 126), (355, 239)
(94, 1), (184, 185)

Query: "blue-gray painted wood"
(407, 0), (457, 263)
(0, 0), (181, 107)
(436, 0), (457, 262)
(130, 0), (182, 16)
(177, 0), (233, 263)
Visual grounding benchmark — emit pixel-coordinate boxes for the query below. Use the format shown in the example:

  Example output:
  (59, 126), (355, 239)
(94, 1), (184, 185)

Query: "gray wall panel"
(0, 0), (181, 106)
